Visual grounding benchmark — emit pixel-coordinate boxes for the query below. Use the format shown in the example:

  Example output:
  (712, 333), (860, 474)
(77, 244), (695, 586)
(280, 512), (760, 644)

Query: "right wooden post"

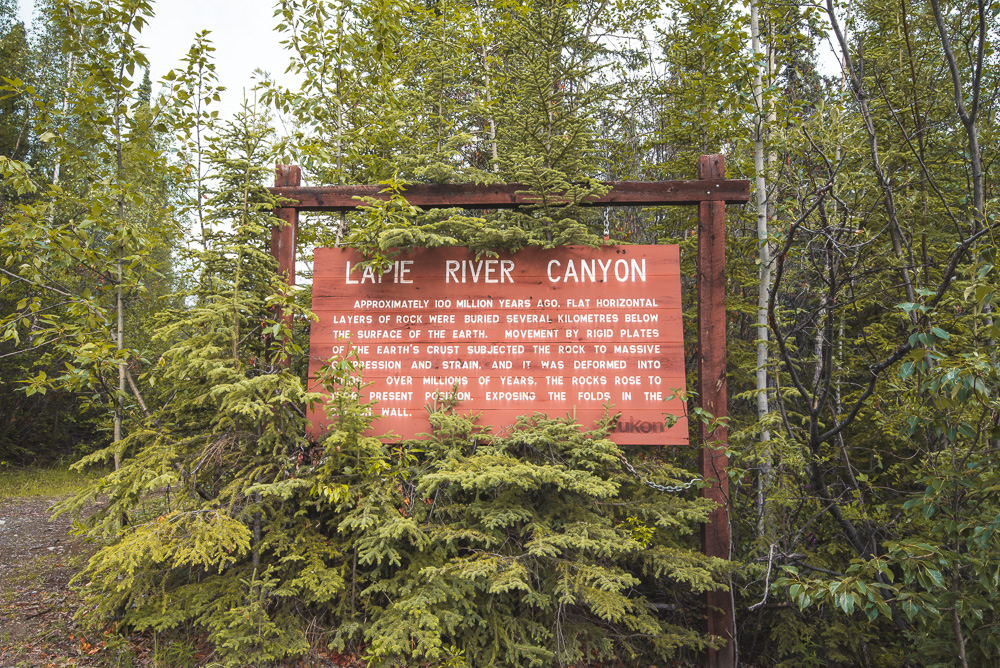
(697, 154), (734, 667)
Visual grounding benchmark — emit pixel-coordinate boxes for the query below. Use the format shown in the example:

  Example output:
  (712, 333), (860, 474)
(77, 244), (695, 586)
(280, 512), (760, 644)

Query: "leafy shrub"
(63, 316), (729, 666)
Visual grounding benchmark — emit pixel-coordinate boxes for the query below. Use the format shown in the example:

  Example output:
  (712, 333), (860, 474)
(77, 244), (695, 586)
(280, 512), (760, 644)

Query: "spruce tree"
(55, 3), (735, 664)
(63, 103), (329, 664)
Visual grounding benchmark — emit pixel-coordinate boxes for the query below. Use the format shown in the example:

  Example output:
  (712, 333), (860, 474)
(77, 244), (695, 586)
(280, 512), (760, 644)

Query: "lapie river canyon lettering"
(307, 246), (687, 445)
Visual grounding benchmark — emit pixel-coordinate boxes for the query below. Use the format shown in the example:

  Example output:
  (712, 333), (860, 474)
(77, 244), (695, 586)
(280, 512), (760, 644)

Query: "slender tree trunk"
(234, 174), (249, 363)
(700, 53), (708, 154)
(111, 14), (136, 470)
(484, 45), (497, 166)
(196, 73), (207, 248)
(335, 7), (348, 246)
(474, 2), (498, 168)
(927, 0), (995, 361)
(51, 50), (73, 190)
(251, 488), (262, 598)
(114, 94), (125, 470)
(50, 25), (83, 220)
(115, 241), (123, 470)
(752, 0), (773, 538)
(951, 604), (969, 668)
(826, 0), (918, 309)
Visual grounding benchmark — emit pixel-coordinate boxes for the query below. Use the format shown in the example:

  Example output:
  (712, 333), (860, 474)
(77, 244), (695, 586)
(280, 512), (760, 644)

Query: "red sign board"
(307, 246), (687, 445)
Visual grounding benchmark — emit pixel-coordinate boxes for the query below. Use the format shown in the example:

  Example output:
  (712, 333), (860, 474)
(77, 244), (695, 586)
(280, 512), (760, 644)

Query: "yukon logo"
(615, 417), (665, 434)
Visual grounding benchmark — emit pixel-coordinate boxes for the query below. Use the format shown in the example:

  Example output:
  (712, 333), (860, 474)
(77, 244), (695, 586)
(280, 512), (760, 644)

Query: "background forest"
(1, 0), (998, 666)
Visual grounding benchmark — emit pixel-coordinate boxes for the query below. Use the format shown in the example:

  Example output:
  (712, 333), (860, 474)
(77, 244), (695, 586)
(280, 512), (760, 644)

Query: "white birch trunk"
(752, 0), (773, 535)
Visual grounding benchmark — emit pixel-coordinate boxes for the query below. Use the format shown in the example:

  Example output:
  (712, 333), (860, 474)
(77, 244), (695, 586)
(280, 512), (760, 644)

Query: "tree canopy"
(1, 0), (998, 665)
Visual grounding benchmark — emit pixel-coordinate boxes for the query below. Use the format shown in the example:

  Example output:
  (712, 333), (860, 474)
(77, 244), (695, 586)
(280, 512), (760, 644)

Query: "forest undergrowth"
(2, 0), (999, 665)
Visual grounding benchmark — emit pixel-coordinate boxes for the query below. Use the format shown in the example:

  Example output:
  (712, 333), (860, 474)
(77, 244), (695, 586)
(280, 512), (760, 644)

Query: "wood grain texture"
(273, 163), (737, 654)
(698, 155), (734, 668)
(270, 165), (301, 367)
(271, 165), (301, 284)
(269, 179), (751, 211)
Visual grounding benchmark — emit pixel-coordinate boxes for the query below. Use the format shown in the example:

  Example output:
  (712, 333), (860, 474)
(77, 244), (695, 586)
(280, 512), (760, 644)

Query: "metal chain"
(619, 454), (702, 493)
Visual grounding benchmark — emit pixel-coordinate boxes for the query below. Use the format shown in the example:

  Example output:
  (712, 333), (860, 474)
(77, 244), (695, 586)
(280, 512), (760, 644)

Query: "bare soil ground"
(0, 495), (101, 668)
(0, 493), (362, 667)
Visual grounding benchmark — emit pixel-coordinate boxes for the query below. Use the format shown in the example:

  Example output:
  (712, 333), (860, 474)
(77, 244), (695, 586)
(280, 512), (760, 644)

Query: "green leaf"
(930, 327), (950, 341)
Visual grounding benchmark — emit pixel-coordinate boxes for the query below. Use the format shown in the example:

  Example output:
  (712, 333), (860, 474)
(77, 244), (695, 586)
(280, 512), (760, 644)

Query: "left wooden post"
(270, 165), (300, 365)
(271, 165), (300, 286)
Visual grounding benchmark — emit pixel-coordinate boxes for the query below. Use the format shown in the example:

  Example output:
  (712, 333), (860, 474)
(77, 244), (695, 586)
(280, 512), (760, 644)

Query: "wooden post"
(697, 154), (734, 668)
(270, 165), (300, 364)
(268, 165), (744, 659)
(272, 165), (300, 285)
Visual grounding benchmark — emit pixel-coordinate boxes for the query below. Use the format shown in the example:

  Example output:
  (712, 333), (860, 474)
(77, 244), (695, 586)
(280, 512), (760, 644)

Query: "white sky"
(15, 0), (844, 139)
(17, 0), (295, 123)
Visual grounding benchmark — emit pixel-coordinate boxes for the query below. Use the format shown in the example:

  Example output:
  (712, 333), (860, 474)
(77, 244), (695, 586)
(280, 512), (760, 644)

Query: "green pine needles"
(321, 408), (729, 667)
(51, 3), (730, 662)
(67, 374), (730, 666)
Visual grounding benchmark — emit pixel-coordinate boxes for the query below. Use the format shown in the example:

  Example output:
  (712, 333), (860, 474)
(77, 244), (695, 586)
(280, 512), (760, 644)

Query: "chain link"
(618, 454), (702, 493)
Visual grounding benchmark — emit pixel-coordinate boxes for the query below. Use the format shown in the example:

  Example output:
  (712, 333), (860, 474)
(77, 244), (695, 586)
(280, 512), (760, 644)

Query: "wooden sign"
(279, 160), (739, 664)
(308, 245), (686, 445)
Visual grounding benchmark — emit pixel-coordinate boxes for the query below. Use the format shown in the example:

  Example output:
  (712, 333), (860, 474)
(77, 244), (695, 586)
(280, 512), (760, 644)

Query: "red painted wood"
(698, 155), (734, 668)
(268, 179), (750, 211)
(307, 246), (687, 446)
(272, 165), (301, 283)
(275, 161), (738, 653)
(270, 165), (301, 367)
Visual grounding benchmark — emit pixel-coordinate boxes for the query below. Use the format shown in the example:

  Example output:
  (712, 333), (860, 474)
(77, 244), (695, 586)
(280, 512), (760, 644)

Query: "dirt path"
(0, 496), (99, 667)
(0, 496), (359, 667)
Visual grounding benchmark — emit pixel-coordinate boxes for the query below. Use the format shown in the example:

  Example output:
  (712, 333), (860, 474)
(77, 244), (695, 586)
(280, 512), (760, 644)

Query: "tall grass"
(0, 464), (104, 498)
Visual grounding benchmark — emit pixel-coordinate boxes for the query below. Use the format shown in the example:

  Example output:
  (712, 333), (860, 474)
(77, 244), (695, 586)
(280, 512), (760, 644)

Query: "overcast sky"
(17, 0), (295, 123)
(15, 0), (843, 136)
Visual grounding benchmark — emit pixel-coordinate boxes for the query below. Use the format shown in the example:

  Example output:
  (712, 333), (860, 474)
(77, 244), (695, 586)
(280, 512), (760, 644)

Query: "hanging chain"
(618, 454), (702, 493)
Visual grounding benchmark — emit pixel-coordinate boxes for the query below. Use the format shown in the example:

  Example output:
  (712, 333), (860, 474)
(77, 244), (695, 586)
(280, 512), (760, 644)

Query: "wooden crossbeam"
(268, 179), (750, 212)
(273, 163), (739, 668)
